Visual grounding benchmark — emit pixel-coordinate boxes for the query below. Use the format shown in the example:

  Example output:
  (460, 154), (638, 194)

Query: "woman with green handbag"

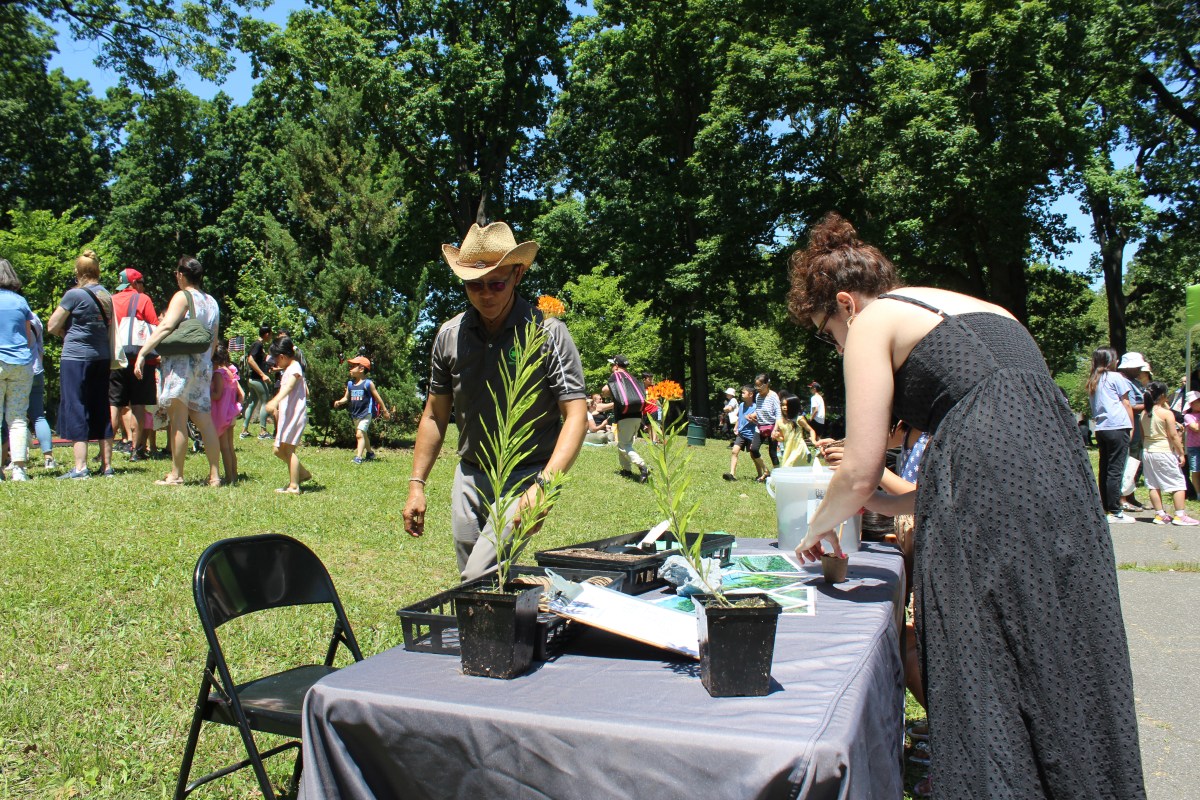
(133, 256), (222, 486)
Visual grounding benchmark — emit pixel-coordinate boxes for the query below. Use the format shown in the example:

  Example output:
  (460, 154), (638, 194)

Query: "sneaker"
(352, 456), (364, 464)
(57, 468), (90, 480)
(638, 464), (650, 483)
(43, 456), (56, 470)
(365, 452), (376, 461)
(114, 441), (133, 454)
(1154, 512), (1173, 525)
(239, 430), (252, 439)
(102, 467), (116, 478)
(722, 472), (736, 481)
(1107, 512), (1135, 524)
(257, 432), (272, 440)
(1172, 513), (1200, 526)
(10, 466), (28, 482)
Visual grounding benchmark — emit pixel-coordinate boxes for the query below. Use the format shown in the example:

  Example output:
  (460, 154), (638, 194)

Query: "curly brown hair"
(786, 212), (902, 325)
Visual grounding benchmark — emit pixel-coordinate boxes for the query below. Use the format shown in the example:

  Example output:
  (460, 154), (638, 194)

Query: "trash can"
(686, 416), (707, 447)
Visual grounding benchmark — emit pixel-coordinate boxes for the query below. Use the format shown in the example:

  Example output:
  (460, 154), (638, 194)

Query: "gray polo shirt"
(429, 296), (586, 470)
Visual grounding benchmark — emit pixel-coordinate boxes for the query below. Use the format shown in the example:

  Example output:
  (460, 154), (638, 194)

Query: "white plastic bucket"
(765, 467), (833, 552)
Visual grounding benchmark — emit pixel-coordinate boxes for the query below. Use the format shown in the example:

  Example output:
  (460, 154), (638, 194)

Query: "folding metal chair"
(174, 534), (363, 799)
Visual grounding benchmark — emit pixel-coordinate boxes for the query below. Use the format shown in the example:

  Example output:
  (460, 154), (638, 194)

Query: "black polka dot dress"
(881, 294), (1146, 799)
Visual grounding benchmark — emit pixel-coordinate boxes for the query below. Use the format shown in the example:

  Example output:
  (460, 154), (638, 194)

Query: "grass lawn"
(2, 430), (928, 798)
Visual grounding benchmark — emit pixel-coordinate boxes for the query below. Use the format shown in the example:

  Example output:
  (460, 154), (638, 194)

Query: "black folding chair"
(174, 534), (364, 800)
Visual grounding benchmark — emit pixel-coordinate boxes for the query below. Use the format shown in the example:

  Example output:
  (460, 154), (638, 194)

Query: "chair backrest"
(195, 534), (339, 630)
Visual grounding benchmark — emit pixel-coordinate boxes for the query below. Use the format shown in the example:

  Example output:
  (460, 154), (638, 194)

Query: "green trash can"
(686, 416), (707, 447)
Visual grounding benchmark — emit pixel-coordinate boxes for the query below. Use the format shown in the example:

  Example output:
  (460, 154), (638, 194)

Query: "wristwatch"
(534, 473), (549, 490)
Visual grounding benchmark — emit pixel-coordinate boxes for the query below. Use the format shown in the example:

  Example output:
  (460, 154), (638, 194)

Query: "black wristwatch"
(534, 473), (549, 490)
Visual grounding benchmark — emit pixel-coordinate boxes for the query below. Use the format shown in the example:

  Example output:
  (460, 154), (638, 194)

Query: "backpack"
(608, 369), (646, 418)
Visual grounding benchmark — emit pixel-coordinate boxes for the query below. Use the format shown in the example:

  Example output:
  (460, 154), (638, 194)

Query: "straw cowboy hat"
(441, 222), (539, 281)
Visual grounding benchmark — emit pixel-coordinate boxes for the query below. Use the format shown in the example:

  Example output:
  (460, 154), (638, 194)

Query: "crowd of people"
(0, 214), (1169, 795)
(0, 251), (394, 494)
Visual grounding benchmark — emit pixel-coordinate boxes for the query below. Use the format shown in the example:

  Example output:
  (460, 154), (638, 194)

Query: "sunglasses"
(813, 309), (838, 346)
(463, 267), (519, 294)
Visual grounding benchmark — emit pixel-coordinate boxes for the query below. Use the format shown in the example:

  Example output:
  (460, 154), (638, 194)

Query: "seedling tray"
(534, 531), (736, 595)
(397, 565), (626, 660)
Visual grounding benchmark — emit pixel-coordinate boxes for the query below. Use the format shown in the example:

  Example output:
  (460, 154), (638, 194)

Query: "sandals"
(275, 486), (301, 495)
(155, 476), (184, 486)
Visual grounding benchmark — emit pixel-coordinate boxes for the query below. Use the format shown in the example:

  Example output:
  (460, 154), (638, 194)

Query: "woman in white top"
(133, 256), (222, 486)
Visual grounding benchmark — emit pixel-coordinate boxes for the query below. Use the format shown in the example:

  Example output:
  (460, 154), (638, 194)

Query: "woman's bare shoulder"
(879, 287), (1017, 320)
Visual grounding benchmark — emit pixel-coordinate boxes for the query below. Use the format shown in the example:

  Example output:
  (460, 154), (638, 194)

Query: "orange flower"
(537, 295), (566, 318)
(650, 379), (683, 402)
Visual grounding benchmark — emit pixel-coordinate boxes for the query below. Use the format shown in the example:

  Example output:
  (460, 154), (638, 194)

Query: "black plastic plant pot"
(453, 582), (541, 679)
(693, 593), (783, 697)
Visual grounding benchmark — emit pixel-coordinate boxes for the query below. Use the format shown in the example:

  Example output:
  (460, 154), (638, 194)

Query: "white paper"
(548, 582), (700, 659)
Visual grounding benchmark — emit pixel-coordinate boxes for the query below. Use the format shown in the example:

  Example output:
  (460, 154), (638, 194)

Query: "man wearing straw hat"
(403, 222), (587, 581)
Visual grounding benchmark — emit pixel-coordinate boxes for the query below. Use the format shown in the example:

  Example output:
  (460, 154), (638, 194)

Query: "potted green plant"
(645, 385), (782, 697)
(454, 301), (569, 679)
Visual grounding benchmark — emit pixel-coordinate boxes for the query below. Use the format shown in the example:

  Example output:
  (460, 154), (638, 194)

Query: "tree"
(560, 266), (661, 390)
(1025, 263), (1103, 376)
(260, 82), (423, 442)
(101, 89), (253, 315)
(824, 0), (1090, 323)
(548, 0), (801, 416)
(0, 7), (113, 224)
(12, 0), (273, 88)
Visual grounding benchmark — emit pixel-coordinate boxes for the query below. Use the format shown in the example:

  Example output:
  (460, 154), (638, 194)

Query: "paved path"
(1110, 514), (1200, 799)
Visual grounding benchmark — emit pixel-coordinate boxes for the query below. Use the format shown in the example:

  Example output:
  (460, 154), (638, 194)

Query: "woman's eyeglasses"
(813, 310), (837, 346)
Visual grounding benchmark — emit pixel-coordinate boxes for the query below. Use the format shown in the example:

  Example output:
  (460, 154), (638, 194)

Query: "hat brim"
(116, 282), (130, 291)
(442, 241), (539, 280)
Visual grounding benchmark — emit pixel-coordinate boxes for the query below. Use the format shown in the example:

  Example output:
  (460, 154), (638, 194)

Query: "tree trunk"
(689, 318), (708, 419)
(1090, 194), (1128, 353)
(985, 256), (1030, 325)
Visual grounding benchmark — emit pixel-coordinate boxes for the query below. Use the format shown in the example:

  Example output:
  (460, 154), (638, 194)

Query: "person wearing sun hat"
(1117, 352), (1153, 511)
(403, 222), (587, 581)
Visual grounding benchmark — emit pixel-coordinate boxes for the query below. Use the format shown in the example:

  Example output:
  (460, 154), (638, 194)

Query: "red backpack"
(608, 369), (647, 418)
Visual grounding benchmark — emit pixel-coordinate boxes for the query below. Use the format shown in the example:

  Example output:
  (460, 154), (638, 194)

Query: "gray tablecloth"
(301, 539), (905, 800)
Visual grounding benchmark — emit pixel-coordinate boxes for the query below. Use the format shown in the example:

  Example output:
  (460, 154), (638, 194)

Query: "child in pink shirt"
(210, 344), (244, 484)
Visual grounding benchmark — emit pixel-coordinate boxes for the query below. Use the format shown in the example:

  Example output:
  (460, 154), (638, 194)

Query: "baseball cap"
(607, 355), (629, 368)
(808, 381), (821, 390)
(116, 268), (143, 291)
(347, 356), (371, 371)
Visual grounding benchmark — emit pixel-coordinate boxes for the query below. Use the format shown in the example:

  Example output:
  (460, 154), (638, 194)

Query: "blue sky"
(47, 3), (1111, 281)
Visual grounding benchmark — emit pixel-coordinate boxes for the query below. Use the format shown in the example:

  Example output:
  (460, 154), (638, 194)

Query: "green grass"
(0, 432), (927, 798)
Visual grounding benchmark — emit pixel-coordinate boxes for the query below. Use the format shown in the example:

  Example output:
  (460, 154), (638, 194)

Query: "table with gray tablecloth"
(301, 539), (905, 800)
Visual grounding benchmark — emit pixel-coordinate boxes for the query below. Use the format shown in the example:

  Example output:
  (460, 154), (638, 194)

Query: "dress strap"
(878, 292), (948, 318)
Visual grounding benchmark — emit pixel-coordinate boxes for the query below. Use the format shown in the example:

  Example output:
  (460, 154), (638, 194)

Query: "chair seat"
(206, 665), (338, 737)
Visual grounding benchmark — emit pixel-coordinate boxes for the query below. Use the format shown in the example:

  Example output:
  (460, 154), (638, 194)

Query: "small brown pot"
(821, 552), (849, 584)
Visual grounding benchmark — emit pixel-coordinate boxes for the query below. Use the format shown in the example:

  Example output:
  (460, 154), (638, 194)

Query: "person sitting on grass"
(263, 337), (311, 494)
(333, 355), (392, 464)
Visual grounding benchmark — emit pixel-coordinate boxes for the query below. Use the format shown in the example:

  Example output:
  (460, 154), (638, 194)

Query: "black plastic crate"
(534, 531), (736, 595)
(397, 565), (626, 660)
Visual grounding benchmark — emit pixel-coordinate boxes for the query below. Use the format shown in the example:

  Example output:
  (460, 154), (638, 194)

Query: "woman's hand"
(133, 353), (146, 380)
(264, 399), (277, 416)
(795, 528), (843, 563)
(816, 438), (845, 468)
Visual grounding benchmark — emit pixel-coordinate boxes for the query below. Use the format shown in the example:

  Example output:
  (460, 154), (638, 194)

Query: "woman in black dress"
(789, 213), (1145, 799)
